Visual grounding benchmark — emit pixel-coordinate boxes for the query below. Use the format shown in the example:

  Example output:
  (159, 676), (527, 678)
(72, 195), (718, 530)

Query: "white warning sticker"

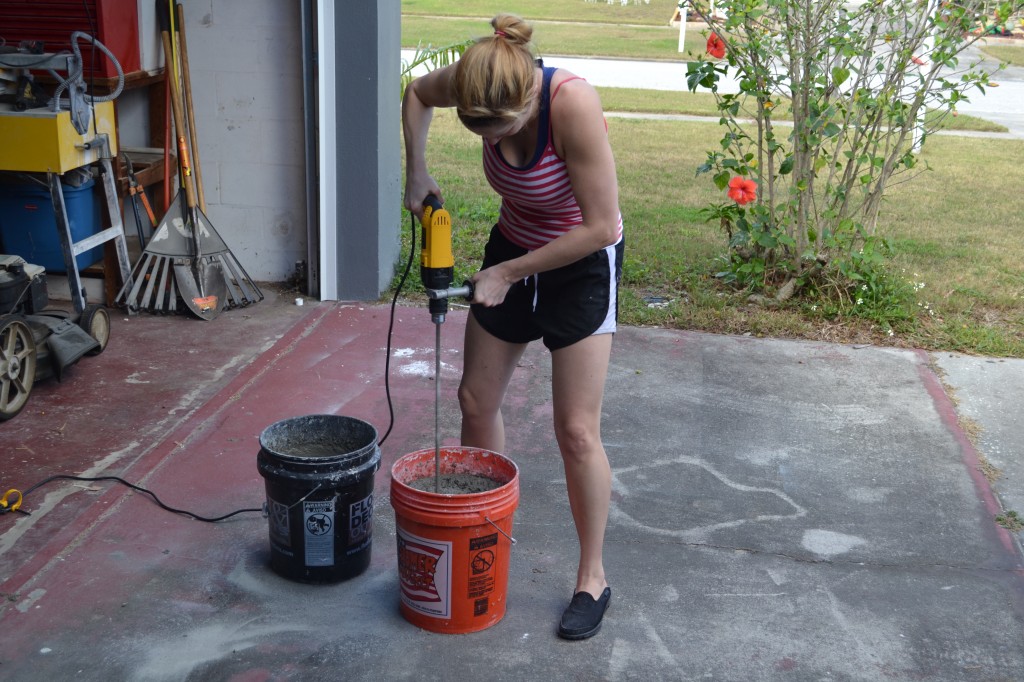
(303, 500), (335, 567)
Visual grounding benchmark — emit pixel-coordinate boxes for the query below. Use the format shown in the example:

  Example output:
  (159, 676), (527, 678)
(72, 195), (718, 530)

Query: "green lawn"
(402, 15), (706, 60)
(979, 41), (1024, 67)
(401, 0), (682, 26)
(593, 88), (1005, 133)
(402, 14), (1008, 134)
(397, 6), (1024, 356)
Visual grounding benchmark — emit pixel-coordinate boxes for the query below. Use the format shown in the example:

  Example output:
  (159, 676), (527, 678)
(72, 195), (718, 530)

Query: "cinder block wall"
(182, 0), (306, 283)
(117, 1), (400, 293)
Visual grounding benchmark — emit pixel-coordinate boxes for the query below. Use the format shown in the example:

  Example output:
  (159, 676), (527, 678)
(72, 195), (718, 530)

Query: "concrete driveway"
(1, 294), (1021, 680)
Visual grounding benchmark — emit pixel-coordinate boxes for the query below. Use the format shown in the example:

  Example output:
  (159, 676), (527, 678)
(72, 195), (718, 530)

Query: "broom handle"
(161, 14), (197, 210)
(176, 2), (206, 213)
(162, 74), (172, 212)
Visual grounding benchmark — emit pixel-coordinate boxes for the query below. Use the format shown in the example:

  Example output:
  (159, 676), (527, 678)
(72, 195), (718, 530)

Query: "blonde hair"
(454, 14), (537, 129)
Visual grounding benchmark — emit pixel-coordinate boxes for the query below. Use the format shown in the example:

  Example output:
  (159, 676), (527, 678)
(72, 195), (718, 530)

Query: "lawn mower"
(0, 254), (109, 421)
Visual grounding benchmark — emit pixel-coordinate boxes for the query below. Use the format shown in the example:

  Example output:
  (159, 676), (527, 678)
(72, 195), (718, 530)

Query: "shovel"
(117, 2), (261, 317)
(170, 135), (226, 320)
(164, 4), (225, 320)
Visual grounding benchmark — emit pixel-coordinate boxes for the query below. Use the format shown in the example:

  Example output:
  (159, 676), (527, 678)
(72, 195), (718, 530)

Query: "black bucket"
(257, 414), (381, 583)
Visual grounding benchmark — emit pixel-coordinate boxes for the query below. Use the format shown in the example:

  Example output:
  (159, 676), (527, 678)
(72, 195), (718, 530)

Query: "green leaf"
(686, 61), (719, 92)
(779, 157), (794, 175)
(832, 67), (850, 87)
(713, 171), (731, 191)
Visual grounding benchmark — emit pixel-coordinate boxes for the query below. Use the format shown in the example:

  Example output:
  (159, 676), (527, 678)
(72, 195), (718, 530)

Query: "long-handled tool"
(116, 1), (262, 317)
(175, 1), (205, 213)
(419, 196), (473, 492)
(165, 1), (225, 320)
(116, 2), (223, 319)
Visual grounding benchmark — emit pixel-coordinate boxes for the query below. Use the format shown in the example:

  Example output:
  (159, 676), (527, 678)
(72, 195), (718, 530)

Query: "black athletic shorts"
(470, 224), (624, 351)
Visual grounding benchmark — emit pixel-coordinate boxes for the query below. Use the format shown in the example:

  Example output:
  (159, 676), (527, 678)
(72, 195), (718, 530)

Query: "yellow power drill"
(420, 195), (472, 324)
(418, 195), (474, 492)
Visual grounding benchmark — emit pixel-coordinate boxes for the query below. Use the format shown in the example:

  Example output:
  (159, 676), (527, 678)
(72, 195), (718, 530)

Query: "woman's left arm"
(554, 78), (621, 250)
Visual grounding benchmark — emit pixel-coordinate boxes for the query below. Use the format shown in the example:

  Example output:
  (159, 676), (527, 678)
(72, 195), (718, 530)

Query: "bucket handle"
(261, 483), (326, 518)
(483, 515), (517, 546)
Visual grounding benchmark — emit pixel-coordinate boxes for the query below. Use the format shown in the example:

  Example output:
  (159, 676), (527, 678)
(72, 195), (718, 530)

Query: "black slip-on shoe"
(557, 587), (611, 640)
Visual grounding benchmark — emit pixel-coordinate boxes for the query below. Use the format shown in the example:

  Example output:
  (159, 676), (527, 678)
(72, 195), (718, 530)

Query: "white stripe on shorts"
(593, 239), (620, 337)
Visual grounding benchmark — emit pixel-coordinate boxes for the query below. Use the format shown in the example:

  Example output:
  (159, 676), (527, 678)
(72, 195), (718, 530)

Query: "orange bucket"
(390, 447), (519, 634)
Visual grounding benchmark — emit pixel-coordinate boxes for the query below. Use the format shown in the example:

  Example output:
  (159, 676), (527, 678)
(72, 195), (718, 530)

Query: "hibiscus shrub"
(684, 0), (1020, 316)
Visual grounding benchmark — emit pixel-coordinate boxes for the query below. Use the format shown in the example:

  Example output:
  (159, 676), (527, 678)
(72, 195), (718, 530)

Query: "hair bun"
(491, 13), (533, 46)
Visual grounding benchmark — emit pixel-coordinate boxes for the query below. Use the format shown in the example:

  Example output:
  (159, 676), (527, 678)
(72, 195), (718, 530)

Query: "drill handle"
(427, 281), (475, 302)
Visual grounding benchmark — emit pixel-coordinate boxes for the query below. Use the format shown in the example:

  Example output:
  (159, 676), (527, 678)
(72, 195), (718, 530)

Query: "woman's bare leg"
(458, 314), (528, 453)
(550, 333), (614, 598)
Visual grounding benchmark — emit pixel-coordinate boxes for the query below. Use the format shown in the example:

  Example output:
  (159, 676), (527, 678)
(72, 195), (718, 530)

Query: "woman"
(402, 13), (623, 640)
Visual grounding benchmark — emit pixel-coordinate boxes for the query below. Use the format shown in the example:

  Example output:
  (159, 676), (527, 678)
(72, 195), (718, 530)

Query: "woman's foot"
(557, 587), (611, 640)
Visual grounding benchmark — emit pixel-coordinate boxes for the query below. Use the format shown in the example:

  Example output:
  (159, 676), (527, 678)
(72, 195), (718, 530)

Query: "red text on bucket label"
(397, 527), (452, 618)
(304, 500), (335, 567)
(348, 493), (373, 550)
(468, 533), (497, 604)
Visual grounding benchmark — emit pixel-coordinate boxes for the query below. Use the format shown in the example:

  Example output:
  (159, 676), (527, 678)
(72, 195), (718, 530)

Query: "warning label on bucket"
(304, 500), (335, 567)
(468, 533), (497, 600)
(397, 528), (451, 618)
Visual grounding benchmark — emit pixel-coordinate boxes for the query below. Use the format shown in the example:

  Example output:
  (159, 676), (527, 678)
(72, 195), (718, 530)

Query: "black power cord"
(377, 211), (418, 447)
(2, 214), (420, 522)
(3, 475), (262, 522)
(4, 200), (420, 520)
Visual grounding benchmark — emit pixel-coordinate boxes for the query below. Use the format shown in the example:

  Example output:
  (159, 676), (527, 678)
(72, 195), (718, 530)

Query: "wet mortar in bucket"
(407, 473), (500, 494)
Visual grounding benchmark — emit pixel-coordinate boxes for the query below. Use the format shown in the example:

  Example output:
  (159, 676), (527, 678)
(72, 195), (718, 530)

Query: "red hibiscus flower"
(727, 176), (758, 205)
(706, 33), (726, 59)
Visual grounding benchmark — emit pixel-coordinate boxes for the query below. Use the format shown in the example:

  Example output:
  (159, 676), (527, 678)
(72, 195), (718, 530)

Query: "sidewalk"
(1, 294), (1022, 680)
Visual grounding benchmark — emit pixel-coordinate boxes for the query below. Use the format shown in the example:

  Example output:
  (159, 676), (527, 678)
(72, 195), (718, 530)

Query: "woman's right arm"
(402, 65), (457, 218)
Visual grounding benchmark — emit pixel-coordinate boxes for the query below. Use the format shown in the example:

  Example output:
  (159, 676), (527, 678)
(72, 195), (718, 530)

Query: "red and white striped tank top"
(482, 66), (624, 250)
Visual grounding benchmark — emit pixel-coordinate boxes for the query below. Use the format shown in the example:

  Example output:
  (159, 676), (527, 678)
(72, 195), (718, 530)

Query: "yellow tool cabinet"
(0, 101), (118, 174)
(0, 101), (133, 313)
